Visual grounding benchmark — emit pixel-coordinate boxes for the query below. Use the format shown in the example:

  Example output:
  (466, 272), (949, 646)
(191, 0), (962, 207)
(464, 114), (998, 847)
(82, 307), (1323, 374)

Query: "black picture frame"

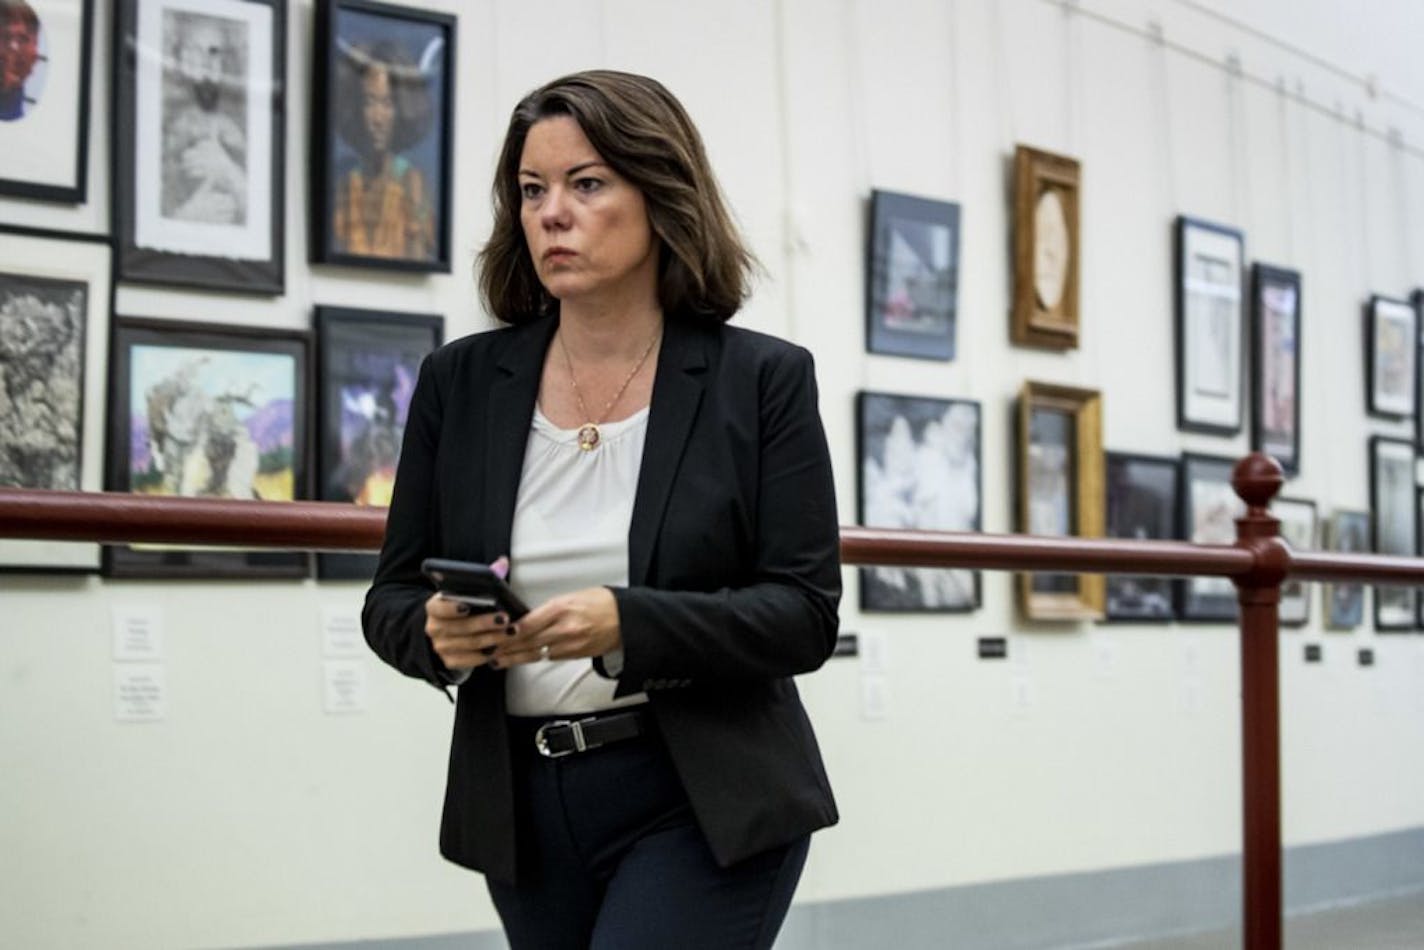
(0, 0), (94, 202)
(310, 0), (456, 272)
(1369, 435), (1417, 631)
(1177, 452), (1243, 622)
(1104, 451), (1179, 622)
(1250, 263), (1302, 476)
(112, 0), (286, 293)
(1365, 295), (1418, 419)
(1323, 509), (1368, 631)
(865, 190), (959, 360)
(104, 317), (311, 578)
(1414, 290), (1424, 452)
(856, 391), (981, 611)
(1174, 216), (1245, 436)
(0, 225), (112, 572)
(315, 305), (442, 580)
(1274, 496), (1316, 627)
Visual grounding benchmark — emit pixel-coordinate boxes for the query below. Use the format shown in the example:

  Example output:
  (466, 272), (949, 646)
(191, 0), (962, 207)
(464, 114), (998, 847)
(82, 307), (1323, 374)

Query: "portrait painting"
(312, 0), (455, 271)
(1367, 295), (1418, 419)
(1274, 497), (1316, 627)
(1251, 264), (1301, 475)
(1323, 510), (1368, 631)
(1104, 452), (1179, 621)
(1178, 453), (1243, 621)
(856, 391), (981, 611)
(0, 0), (93, 202)
(316, 306), (442, 580)
(1369, 436), (1417, 631)
(1175, 216), (1244, 435)
(865, 190), (959, 360)
(114, 0), (285, 292)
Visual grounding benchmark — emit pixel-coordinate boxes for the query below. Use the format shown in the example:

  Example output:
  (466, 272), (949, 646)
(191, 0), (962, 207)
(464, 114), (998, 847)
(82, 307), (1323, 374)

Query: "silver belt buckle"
(534, 716), (600, 758)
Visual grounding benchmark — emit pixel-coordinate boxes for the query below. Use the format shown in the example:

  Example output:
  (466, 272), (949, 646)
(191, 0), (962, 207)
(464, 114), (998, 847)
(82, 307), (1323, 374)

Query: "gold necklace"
(558, 329), (661, 451)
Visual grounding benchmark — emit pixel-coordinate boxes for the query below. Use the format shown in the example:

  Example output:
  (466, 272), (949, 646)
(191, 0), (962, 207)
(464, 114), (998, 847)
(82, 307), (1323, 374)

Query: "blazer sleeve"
(609, 344), (841, 688)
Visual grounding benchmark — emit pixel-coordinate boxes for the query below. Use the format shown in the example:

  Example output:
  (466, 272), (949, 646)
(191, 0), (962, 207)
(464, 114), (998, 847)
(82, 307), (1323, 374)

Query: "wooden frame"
(1274, 496), (1316, 627)
(1177, 452), (1243, 622)
(1016, 381), (1103, 620)
(1366, 295), (1418, 419)
(1323, 509), (1368, 631)
(1250, 263), (1302, 475)
(1369, 435), (1417, 631)
(1011, 145), (1080, 350)
(1104, 451), (1179, 621)
(1175, 216), (1245, 435)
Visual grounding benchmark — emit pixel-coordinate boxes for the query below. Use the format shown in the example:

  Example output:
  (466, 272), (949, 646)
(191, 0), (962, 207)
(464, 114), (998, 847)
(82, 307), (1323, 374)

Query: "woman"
(363, 70), (840, 949)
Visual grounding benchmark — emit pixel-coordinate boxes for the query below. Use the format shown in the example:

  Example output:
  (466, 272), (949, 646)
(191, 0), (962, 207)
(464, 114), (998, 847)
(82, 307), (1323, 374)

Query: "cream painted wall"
(3, 1), (1424, 947)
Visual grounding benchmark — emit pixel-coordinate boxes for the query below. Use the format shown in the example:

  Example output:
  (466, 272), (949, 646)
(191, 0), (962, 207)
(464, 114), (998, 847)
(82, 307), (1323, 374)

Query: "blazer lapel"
(629, 319), (708, 586)
(483, 316), (557, 561)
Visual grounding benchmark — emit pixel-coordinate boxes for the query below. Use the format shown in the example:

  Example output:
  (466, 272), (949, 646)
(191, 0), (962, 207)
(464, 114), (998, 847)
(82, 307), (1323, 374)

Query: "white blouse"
(503, 405), (650, 716)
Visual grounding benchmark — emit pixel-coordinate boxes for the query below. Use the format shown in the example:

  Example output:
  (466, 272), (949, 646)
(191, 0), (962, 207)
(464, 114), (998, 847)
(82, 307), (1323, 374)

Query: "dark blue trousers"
(488, 715), (810, 950)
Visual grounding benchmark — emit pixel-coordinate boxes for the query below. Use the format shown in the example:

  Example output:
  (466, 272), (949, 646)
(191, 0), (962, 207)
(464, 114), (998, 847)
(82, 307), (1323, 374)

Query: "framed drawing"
(1104, 452), (1178, 621)
(1015, 381), (1104, 620)
(1011, 145), (1079, 350)
(1274, 496), (1316, 627)
(1323, 509), (1368, 631)
(1369, 436), (1416, 631)
(0, 0), (94, 202)
(856, 391), (981, 611)
(104, 317), (310, 578)
(1366, 295), (1417, 419)
(1251, 264), (1301, 475)
(112, 0), (286, 293)
(864, 190), (959, 360)
(316, 306), (442, 580)
(311, 0), (455, 271)
(1178, 453), (1244, 622)
(0, 226), (110, 571)
(1175, 216), (1245, 435)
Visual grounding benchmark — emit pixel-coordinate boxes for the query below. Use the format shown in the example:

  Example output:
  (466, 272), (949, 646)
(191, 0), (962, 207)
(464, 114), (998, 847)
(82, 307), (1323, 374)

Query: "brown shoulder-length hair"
(477, 70), (756, 325)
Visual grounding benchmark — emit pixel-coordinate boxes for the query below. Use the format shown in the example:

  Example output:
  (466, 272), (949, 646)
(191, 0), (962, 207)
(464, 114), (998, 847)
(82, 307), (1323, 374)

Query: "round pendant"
(577, 423), (600, 451)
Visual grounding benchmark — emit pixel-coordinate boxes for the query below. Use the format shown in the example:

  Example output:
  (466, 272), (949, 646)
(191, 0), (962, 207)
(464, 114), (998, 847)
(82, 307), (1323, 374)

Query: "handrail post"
(1231, 453), (1288, 950)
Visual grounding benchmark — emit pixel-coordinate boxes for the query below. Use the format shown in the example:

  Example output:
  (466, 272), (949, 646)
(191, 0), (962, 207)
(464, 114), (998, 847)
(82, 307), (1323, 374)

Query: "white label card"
(115, 664), (167, 722)
(112, 605), (164, 662)
(324, 660), (367, 714)
(321, 605), (365, 658)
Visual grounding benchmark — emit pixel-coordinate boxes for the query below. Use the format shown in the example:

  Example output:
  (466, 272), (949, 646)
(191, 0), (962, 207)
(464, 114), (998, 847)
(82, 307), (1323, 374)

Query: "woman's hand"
(424, 594), (515, 673)
(492, 587), (621, 668)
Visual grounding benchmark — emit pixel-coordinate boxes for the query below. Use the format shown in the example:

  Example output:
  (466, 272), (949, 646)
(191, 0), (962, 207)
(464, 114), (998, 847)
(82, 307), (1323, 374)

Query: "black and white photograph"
(0, 0), (93, 202)
(1369, 436), (1417, 631)
(1251, 264), (1302, 475)
(1366, 295), (1418, 419)
(0, 226), (110, 571)
(113, 0), (285, 292)
(1178, 453), (1243, 621)
(856, 391), (980, 611)
(1026, 404), (1075, 597)
(1274, 497), (1316, 627)
(1323, 509), (1368, 631)
(1104, 452), (1178, 621)
(865, 190), (959, 360)
(1175, 216), (1245, 435)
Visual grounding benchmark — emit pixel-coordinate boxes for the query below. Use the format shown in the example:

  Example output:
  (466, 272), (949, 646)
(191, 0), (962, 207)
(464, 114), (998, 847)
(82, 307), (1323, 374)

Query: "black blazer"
(362, 314), (841, 885)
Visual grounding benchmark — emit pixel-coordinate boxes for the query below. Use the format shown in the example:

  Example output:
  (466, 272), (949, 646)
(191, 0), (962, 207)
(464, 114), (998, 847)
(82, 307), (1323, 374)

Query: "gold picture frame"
(1016, 381), (1105, 620)
(1012, 145), (1081, 350)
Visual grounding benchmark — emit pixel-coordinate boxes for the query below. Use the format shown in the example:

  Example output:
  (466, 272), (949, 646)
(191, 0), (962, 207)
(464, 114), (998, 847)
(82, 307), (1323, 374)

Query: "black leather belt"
(533, 708), (651, 758)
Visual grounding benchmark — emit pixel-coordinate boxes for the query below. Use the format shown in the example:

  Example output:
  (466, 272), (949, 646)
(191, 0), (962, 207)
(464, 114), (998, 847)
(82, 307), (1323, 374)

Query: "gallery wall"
(3, 0), (1424, 947)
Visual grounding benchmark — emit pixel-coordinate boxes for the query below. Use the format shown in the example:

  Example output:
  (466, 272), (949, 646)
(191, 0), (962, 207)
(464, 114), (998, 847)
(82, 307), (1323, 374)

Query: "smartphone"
(421, 557), (530, 619)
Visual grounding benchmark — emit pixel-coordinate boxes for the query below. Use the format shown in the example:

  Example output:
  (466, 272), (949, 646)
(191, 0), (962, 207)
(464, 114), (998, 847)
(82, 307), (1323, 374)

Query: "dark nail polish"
(481, 646), (496, 656)
(455, 603), (472, 616)
(488, 659), (501, 669)
(493, 613), (509, 626)
(506, 624), (519, 637)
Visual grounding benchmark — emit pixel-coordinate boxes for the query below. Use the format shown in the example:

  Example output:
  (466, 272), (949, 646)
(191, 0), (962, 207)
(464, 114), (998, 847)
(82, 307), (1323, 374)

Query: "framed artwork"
(856, 391), (981, 611)
(1104, 452), (1178, 621)
(311, 0), (456, 271)
(864, 190), (959, 360)
(0, 0), (94, 202)
(1366, 295), (1417, 419)
(1016, 381), (1104, 621)
(1414, 290), (1424, 450)
(0, 226), (110, 571)
(1368, 436), (1416, 631)
(316, 306), (442, 580)
(104, 317), (310, 578)
(1175, 216), (1245, 435)
(1011, 145), (1080, 350)
(112, 0), (286, 293)
(1323, 510), (1368, 631)
(1250, 264), (1302, 475)
(1274, 496), (1316, 627)
(1178, 453), (1244, 622)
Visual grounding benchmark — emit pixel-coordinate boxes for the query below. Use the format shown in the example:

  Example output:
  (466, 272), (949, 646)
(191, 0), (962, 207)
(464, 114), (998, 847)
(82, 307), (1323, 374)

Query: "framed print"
(1251, 264), (1302, 475)
(856, 391), (981, 611)
(864, 190), (959, 360)
(1104, 452), (1178, 621)
(316, 306), (442, 580)
(1323, 510), (1367, 631)
(311, 0), (455, 271)
(104, 317), (310, 578)
(1175, 216), (1245, 435)
(0, 226), (110, 571)
(1414, 290), (1424, 450)
(1366, 295), (1417, 419)
(1011, 145), (1080, 350)
(1178, 453), (1244, 622)
(1016, 381), (1104, 621)
(0, 0), (93, 202)
(1274, 497), (1316, 627)
(112, 0), (286, 293)
(1368, 436), (1416, 631)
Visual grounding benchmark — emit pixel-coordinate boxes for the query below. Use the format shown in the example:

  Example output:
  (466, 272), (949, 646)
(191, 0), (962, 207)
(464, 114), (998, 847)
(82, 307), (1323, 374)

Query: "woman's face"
(518, 115), (657, 307)
(361, 65), (395, 155)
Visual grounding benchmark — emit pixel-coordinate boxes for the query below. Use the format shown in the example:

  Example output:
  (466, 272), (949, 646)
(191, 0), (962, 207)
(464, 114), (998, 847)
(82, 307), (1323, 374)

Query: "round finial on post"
(1232, 452), (1284, 514)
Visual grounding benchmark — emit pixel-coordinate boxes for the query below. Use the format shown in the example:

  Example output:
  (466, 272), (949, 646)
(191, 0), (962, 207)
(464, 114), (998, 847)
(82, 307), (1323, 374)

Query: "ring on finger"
(539, 643), (551, 661)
